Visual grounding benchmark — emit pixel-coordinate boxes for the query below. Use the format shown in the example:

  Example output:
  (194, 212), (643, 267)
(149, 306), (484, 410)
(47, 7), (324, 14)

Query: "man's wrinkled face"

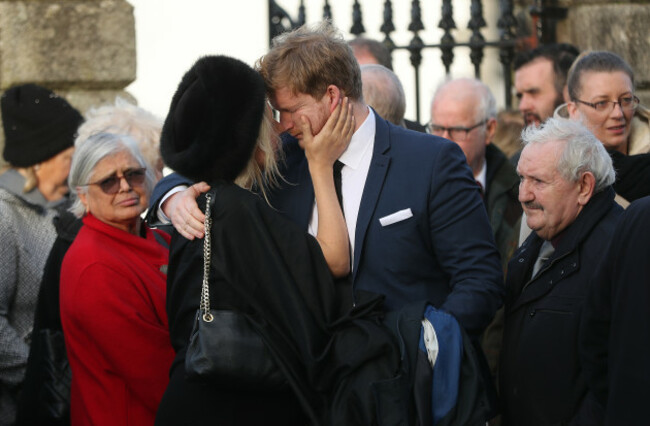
(270, 86), (330, 141)
(515, 58), (563, 127)
(430, 92), (489, 176)
(517, 140), (583, 241)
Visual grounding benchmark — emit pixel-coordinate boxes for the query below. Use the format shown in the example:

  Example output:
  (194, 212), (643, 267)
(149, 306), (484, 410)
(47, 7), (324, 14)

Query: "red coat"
(61, 213), (174, 426)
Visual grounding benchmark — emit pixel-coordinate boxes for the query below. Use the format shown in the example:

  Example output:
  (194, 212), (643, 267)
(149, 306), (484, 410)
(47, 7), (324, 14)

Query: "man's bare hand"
(163, 182), (210, 240)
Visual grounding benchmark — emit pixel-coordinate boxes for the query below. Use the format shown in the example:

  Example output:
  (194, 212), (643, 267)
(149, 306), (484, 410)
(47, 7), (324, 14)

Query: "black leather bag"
(16, 329), (71, 425)
(185, 310), (287, 389)
(183, 193), (287, 389)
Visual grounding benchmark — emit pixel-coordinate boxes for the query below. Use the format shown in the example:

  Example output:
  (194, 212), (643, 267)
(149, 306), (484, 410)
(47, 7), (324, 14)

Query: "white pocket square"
(379, 208), (413, 226)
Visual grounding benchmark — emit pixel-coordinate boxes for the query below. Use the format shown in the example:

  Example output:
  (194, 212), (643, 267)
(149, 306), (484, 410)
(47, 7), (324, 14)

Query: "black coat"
(156, 182), (406, 426)
(580, 196), (650, 425)
(484, 143), (522, 272)
(500, 187), (622, 426)
(610, 150), (650, 202)
(15, 207), (80, 426)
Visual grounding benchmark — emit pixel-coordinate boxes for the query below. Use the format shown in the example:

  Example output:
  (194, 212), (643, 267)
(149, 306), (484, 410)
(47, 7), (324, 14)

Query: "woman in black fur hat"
(154, 55), (410, 426)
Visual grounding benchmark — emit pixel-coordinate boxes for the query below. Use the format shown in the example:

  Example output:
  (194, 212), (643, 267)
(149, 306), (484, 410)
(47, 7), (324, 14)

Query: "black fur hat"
(160, 55), (266, 183)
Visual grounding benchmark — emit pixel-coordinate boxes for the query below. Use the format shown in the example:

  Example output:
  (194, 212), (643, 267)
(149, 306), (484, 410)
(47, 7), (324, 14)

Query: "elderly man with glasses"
(429, 78), (522, 272)
(429, 78), (522, 385)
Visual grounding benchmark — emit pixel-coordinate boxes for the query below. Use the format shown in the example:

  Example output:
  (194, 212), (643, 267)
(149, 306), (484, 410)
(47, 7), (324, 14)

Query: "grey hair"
(68, 132), (154, 218)
(361, 64), (406, 126)
(432, 78), (497, 122)
(474, 80), (497, 121)
(521, 117), (615, 193)
(75, 97), (163, 176)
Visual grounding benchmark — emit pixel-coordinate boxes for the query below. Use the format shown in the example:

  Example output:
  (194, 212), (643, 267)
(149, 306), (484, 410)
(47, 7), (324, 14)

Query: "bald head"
(432, 78), (497, 122)
(430, 78), (497, 176)
(361, 64), (406, 126)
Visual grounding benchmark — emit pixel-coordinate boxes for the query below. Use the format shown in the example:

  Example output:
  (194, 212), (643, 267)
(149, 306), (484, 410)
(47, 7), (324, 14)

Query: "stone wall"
(0, 0), (136, 168)
(514, 0), (650, 106)
(555, 1), (650, 106)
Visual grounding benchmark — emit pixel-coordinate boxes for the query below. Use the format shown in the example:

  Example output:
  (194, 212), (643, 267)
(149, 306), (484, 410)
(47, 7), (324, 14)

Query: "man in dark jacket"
(500, 117), (622, 425)
(430, 78), (521, 271)
(429, 78), (522, 382)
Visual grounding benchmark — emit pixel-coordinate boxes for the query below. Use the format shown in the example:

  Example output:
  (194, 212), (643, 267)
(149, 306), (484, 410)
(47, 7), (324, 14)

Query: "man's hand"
(162, 182), (210, 240)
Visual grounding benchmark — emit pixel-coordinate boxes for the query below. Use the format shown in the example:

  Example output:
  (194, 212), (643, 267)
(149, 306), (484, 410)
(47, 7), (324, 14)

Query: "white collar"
(475, 158), (487, 191)
(338, 106), (375, 170)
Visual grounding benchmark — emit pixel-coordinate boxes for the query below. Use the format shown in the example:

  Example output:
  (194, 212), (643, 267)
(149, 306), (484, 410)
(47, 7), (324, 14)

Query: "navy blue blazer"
(267, 114), (503, 336)
(149, 114), (504, 336)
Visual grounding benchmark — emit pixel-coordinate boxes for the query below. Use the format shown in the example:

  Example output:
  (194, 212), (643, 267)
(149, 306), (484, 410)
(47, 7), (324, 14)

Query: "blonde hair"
(3, 163), (41, 193)
(257, 21), (362, 101)
(21, 166), (38, 193)
(2, 165), (38, 193)
(234, 109), (283, 201)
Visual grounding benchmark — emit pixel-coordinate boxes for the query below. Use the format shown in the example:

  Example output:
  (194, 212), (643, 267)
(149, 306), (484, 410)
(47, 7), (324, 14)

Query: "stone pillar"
(0, 0), (136, 168)
(555, 1), (650, 106)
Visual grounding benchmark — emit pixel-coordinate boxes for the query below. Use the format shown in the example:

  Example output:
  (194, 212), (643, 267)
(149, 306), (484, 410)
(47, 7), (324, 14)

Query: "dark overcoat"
(580, 195), (650, 425)
(157, 182), (406, 426)
(500, 187), (622, 426)
(484, 143), (522, 272)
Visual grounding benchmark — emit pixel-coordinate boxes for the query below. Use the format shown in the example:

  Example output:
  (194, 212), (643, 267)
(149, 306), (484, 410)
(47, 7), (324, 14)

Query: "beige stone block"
(60, 89), (137, 117)
(556, 4), (650, 84)
(0, 0), (135, 88)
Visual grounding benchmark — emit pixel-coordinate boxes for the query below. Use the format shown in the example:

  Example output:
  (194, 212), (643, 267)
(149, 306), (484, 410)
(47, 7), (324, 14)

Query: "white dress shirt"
(308, 107), (376, 267)
(475, 158), (487, 194)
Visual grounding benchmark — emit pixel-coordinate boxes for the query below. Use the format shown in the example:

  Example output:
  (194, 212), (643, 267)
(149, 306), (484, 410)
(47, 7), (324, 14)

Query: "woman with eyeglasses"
(565, 51), (648, 155)
(559, 51), (650, 204)
(60, 132), (175, 426)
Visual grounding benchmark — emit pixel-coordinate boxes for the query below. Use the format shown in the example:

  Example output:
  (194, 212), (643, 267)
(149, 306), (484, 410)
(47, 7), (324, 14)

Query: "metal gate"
(268, 0), (522, 123)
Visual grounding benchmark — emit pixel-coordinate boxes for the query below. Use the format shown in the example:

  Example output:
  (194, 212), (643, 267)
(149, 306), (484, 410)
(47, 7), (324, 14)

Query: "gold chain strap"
(200, 193), (213, 322)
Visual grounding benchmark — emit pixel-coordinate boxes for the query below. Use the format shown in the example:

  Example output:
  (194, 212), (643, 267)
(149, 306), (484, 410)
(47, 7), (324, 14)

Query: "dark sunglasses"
(82, 168), (147, 194)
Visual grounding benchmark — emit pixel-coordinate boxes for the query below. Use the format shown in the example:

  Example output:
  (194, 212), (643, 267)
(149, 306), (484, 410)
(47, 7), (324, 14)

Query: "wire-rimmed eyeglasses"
(426, 119), (487, 142)
(573, 95), (639, 114)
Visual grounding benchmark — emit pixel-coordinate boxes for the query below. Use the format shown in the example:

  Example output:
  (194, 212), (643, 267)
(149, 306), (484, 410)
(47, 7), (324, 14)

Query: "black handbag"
(184, 192), (287, 389)
(16, 328), (71, 425)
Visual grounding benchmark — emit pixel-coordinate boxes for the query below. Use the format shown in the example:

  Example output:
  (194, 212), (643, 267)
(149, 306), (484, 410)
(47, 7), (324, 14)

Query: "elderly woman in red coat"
(60, 132), (174, 426)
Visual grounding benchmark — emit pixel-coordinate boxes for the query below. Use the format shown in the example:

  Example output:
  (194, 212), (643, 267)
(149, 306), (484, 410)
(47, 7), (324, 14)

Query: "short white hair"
(521, 117), (615, 193)
(432, 78), (497, 122)
(68, 132), (154, 218)
(360, 64), (406, 126)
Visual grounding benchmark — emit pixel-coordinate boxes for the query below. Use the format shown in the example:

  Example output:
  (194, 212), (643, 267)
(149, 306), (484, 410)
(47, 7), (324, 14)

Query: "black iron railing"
(269, 0), (522, 123)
